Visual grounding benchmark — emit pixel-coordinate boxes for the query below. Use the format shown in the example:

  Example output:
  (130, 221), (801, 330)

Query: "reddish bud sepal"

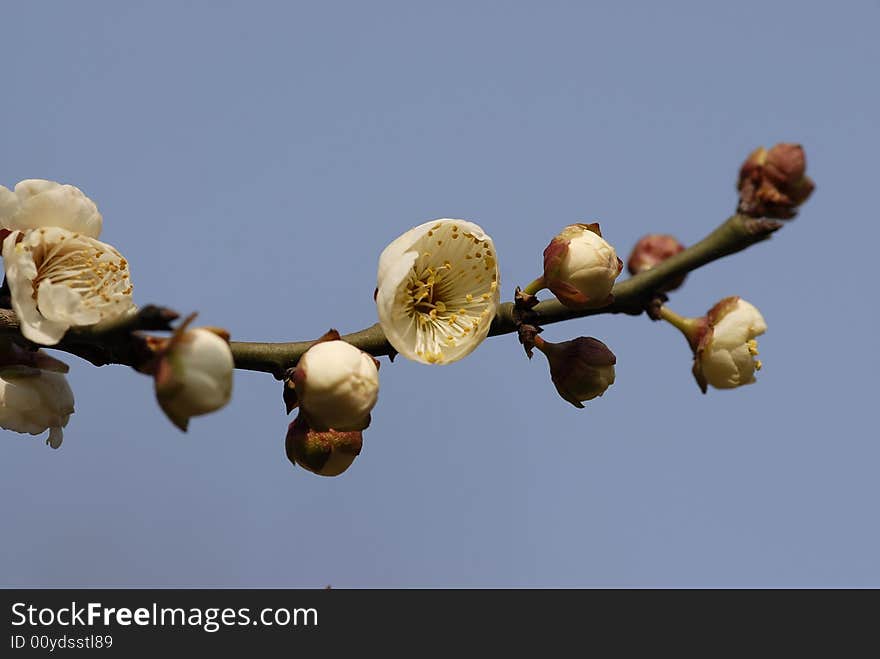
(285, 414), (363, 477)
(534, 335), (616, 408)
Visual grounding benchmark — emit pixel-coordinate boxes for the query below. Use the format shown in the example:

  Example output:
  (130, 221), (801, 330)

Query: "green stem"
(657, 306), (699, 340)
(522, 277), (545, 296)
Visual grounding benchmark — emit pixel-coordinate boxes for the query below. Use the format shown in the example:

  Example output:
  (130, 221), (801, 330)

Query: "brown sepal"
(706, 296), (740, 328)
(282, 371), (299, 414)
(691, 358), (708, 395)
(201, 327), (231, 342)
(579, 222), (603, 237)
(518, 323), (543, 359)
(514, 286), (539, 311)
(315, 328), (341, 344)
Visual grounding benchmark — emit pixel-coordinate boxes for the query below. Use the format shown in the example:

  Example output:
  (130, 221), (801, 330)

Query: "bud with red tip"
(285, 414), (363, 477)
(532, 335), (616, 408)
(737, 143), (814, 219)
(524, 223), (623, 309)
(627, 234), (687, 292)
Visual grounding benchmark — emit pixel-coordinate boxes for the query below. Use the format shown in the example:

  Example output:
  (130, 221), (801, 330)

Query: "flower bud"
(287, 334), (379, 432)
(627, 234), (686, 291)
(534, 335), (616, 408)
(538, 223), (622, 308)
(285, 414), (363, 477)
(0, 179), (102, 238)
(659, 297), (767, 393)
(737, 143), (814, 219)
(0, 343), (74, 449)
(154, 326), (234, 431)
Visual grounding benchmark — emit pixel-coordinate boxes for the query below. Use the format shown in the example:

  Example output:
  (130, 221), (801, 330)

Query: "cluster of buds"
(0, 179), (136, 346)
(0, 179), (139, 447)
(283, 330), (379, 476)
(514, 223), (622, 408)
(737, 143), (814, 219)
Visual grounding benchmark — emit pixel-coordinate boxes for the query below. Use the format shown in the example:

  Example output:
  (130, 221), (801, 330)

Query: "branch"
(232, 213), (782, 377)
(0, 214), (782, 379)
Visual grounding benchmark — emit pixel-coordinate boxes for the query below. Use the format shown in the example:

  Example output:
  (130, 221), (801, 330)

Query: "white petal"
(0, 179), (102, 238)
(377, 221), (434, 286)
(38, 280), (101, 326)
(2, 232), (69, 345)
(711, 299), (767, 350)
(297, 340), (379, 431)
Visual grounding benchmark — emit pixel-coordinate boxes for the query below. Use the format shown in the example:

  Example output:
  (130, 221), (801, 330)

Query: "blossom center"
(25, 230), (133, 313)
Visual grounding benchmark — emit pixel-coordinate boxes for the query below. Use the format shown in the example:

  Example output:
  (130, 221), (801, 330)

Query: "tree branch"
(0, 214), (782, 379)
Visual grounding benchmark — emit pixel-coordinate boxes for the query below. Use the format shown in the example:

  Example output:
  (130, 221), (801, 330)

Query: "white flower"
(537, 223), (622, 308)
(376, 219), (500, 364)
(0, 365), (75, 449)
(2, 227), (135, 345)
(155, 328), (234, 431)
(0, 179), (102, 238)
(697, 298), (767, 391)
(291, 339), (379, 431)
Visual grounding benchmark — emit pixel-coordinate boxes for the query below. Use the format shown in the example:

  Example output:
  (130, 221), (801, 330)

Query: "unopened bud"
(627, 234), (687, 291)
(154, 325), (234, 431)
(737, 143), (814, 219)
(0, 340), (74, 449)
(286, 331), (379, 432)
(534, 223), (622, 309)
(659, 298), (767, 393)
(534, 335), (616, 408)
(285, 414), (363, 477)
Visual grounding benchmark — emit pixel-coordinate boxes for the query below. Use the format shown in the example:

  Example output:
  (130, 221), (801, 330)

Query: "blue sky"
(1, 1), (877, 587)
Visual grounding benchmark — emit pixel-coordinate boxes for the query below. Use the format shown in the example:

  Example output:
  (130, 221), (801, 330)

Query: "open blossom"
(660, 297), (767, 393)
(0, 348), (75, 449)
(2, 228), (135, 345)
(376, 219), (500, 365)
(533, 335), (616, 408)
(697, 298), (767, 391)
(0, 179), (102, 238)
(527, 223), (622, 308)
(286, 334), (379, 432)
(154, 326), (234, 431)
(285, 414), (363, 477)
